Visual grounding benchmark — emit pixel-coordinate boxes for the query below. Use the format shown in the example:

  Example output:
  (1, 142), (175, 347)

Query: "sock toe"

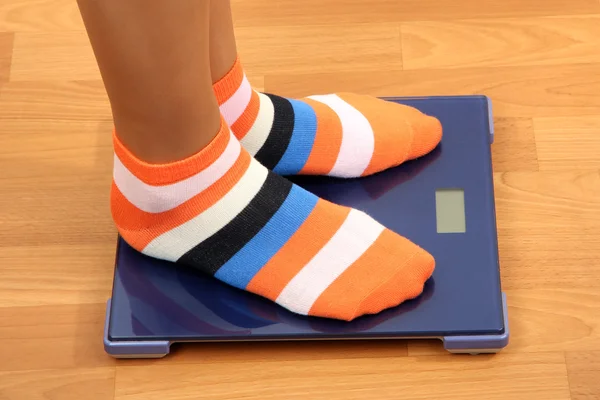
(407, 114), (443, 160)
(306, 227), (436, 321)
(348, 246), (435, 321)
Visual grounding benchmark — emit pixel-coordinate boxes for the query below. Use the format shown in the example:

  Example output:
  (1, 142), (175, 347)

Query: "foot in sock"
(111, 119), (435, 321)
(213, 57), (443, 178)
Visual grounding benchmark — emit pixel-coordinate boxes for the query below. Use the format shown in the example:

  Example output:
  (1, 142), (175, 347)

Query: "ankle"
(112, 104), (222, 164)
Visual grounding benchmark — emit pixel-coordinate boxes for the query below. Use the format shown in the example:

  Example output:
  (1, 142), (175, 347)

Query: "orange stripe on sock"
(231, 90), (260, 140)
(112, 150), (251, 250)
(213, 56), (244, 105)
(113, 119), (231, 186)
(309, 229), (434, 321)
(298, 98), (343, 176)
(246, 199), (350, 300)
(336, 93), (414, 177)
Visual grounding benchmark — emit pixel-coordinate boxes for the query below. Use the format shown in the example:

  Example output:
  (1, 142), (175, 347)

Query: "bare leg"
(209, 0), (238, 83)
(77, 0), (220, 163)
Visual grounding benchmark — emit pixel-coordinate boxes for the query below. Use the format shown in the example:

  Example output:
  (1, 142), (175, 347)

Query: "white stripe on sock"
(142, 158), (268, 261)
(307, 94), (374, 177)
(241, 92), (275, 156)
(220, 74), (253, 127)
(276, 208), (385, 315)
(113, 132), (241, 213)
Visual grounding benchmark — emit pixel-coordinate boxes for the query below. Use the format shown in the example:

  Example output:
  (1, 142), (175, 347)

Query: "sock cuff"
(113, 118), (231, 186)
(213, 56), (244, 105)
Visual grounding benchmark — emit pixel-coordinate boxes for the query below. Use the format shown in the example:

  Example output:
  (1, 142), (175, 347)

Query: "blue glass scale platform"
(104, 95), (509, 358)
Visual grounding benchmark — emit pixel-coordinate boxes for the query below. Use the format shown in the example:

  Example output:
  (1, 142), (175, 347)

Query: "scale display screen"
(435, 189), (466, 233)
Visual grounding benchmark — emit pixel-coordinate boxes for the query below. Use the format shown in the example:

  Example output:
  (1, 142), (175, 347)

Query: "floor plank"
(10, 31), (99, 81)
(505, 289), (600, 353)
(0, 174), (116, 247)
(0, 304), (115, 371)
(231, 0), (600, 26)
(120, 340), (408, 368)
(408, 286), (600, 357)
(0, 367), (114, 400)
(0, 32), (13, 83)
(0, 0), (84, 32)
(0, 80), (110, 120)
(0, 116), (116, 249)
(566, 351), (600, 400)
(266, 63), (600, 118)
(9, 25), (402, 82)
(492, 118), (539, 172)
(2, 0), (600, 33)
(0, 245), (115, 307)
(401, 15), (600, 69)
(114, 353), (571, 400)
(494, 171), (600, 290)
(2, 0), (600, 399)
(237, 24), (402, 76)
(534, 116), (600, 171)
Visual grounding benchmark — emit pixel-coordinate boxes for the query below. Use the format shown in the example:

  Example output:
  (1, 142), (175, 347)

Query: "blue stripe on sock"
(214, 184), (319, 290)
(272, 99), (317, 175)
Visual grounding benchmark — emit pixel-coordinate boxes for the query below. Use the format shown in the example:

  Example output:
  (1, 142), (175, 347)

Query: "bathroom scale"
(104, 95), (509, 358)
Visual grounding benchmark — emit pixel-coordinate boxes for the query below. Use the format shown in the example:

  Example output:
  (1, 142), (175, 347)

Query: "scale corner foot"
(441, 292), (510, 355)
(104, 298), (172, 359)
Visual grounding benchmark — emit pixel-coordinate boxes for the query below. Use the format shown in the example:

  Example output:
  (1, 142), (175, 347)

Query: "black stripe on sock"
(254, 93), (295, 169)
(177, 171), (293, 275)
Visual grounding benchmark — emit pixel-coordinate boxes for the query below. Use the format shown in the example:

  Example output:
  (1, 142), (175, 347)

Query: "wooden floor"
(1, 0), (600, 399)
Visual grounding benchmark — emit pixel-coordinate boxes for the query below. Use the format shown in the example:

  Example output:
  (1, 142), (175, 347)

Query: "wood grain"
(266, 64), (600, 118)
(411, 290), (599, 356)
(0, 367), (114, 400)
(2, 0), (600, 399)
(494, 171), (600, 288)
(0, 80), (110, 120)
(401, 16), (600, 69)
(114, 353), (571, 400)
(8, 24), (402, 82)
(505, 288), (600, 354)
(236, 24), (402, 75)
(492, 118), (538, 172)
(121, 340), (408, 368)
(0, 32), (13, 83)
(0, 304), (116, 371)
(566, 351), (600, 400)
(11, 0), (600, 33)
(0, 116), (116, 250)
(534, 116), (600, 171)
(231, 0), (600, 26)
(3, 0), (599, 33)
(10, 31), (100, 81)
(0, 245), (115, 306)
(0, 0), (83, 32)
(0, 174), (115, 247)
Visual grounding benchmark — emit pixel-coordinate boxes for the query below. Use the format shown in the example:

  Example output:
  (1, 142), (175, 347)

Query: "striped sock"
(214, 57), (443, 178)
(111, 119), (435, 321)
